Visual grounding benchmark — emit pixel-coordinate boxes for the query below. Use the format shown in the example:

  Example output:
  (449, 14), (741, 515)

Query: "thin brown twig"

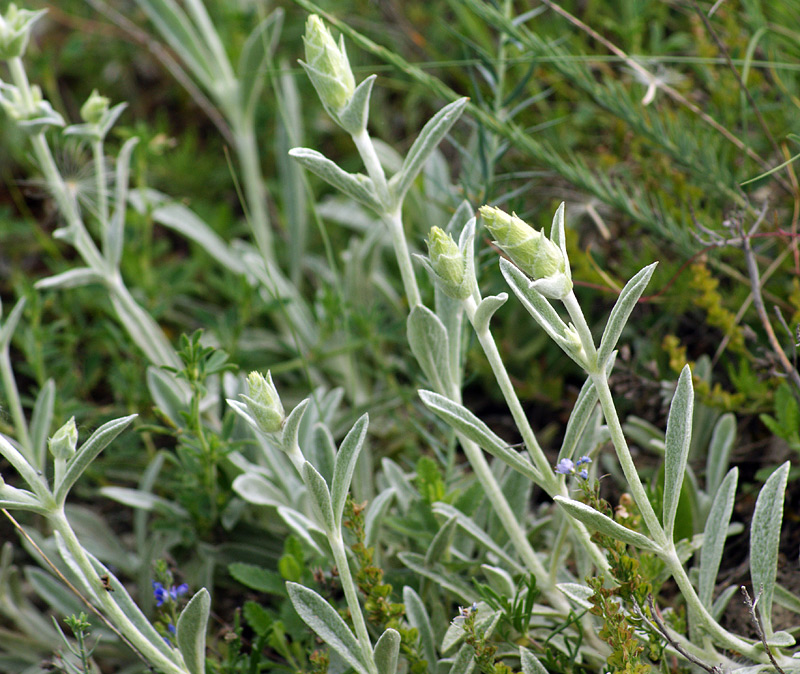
(740, 586), (787, 674)
(538, 0), (793, 194)
(738, 207), (800, 389)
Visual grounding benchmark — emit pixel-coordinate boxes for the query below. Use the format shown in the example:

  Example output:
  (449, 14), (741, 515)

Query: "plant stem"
(92, 139), (109, 228)
(351, 127), (391, 207)
(385, 209), (422, 307)
(329, 531), (377, 674)
(50, 510), (188, 674)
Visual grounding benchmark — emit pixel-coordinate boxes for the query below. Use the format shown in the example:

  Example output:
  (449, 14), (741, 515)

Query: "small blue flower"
(555, 458), (574, 475)
(576, 456), (592, 467)
(578, 469), (589, 480)
(167, 623), (176, 635)
(153, 581), (189, 607)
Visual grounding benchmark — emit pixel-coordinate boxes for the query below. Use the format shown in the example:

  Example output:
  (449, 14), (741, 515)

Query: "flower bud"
(241, 371), (284, 433)
(80, 89), (109, 126)
(301, 15), (355, 112)
(49, 417), (77, 460)
(0, 4), (46, 60)
(479, 205), (565, 280)
(427, 225), (465, 281)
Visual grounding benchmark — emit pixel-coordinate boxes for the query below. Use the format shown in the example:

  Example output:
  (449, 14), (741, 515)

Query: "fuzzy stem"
(329, 531), (377, 674)
(50, 510), (188, 674)
(0, 348), (33, 457)
(385, 209), (422, 307)
(92, 139), (109, 228)
(351, 127), (391, 207)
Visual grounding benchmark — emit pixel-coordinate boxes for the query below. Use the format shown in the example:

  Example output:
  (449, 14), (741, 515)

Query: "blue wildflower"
(576, 456), (592, 467)
(555, 458), (574, 475)
(578, 469), (589, 480)
(152, 581), (189, 607)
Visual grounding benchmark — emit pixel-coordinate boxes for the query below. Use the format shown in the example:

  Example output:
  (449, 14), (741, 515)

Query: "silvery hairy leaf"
(0, 297), (25, 350)
(596, 263), (657, 369)
(35, 268), (103, 291)
(403, 586), (436, 671)
(554, 496), (660, 552)
(390, 98), (468, 203)
(365, 487), (395, 547)
(106, 137), (139, 269)
(408, 306), (454, 396)
(663, 366), (693, 543)
(750, 461), (790, 637)
(481, 564), (515, 598)
(55, 415), (137, 505)
(500, 259), (585, 367)
(558, 376), (598, 461)
(286, 582), (370, 674)
(698, 468), (737, 609)
(277, 506), (327, 556)
(373, 628), (400, 674)
(30, 379), (55, 473)
(472, 294), (508, 334)
(419, 390), (540, 483)
(176, 588), (210, 674)
(520, 647), (549, 674)
(302, 462), (335, 533)
(425, 516), (458, 565)
(289, 147), (382, 212)
(337, 75), (376, 135)
(238, 10), (283, 117)
(705, 413), (736, 498)
(331, 414), (369, 528)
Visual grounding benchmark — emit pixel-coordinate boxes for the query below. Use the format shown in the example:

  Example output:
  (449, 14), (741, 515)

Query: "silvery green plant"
(227, 373), (400, 674)
(291, 14), (798, 672)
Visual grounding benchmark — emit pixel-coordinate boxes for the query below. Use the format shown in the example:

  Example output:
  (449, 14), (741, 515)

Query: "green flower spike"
(426, 226), (470, 298)
(241, 371), (285, 434)
(0, 4), (47, 61)
(480, 204), (572, 299)
(48, 417), (77, 460)
(301, 15), (356, 113)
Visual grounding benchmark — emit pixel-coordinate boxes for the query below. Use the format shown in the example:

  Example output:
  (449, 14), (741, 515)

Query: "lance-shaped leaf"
(558, 376), (597, 461)
(408, 306), (454, 396)
(289, 147), (381, 212)
(373, 628), (400, 674)
(391, 97), (468, 202)
(750, 461), (790, 637)
(425, 516), (457, 565)
(596, 263), (657, 368)
(105, 137), (139, 269)
(500, 259), (585, 368)
(55, 415), (137, 505)
(520, 647), (549, 674)
(0, 297), (26, 349)
(554, 496), (660, 552)
(331, 414), (369, 528)
(471, 293), (508, 334)
(281, 398), (311, 451)
(663, 366), (694, 543)
(30, 379), (55, 472)
(0, 484), (48, 514)
(238, 10), (283, 117)
(302, 462), (335, 533)
(365, 487), (395, 547)
(176, 588), (210, 674)
(698, 468), (737, 609)
(287, 583), (370, 674)
(337, 75), (376, 135)
(705, 413), (735, 498)
(403, 586), (436, 670)
(419, 390), (540, 483)
(35, 268), (103, 291)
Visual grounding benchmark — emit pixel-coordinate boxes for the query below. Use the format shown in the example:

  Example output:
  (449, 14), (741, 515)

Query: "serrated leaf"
(698, 468), (738, 608)
(373, 628), (400, 674)
(287, 583), (369, 674)
(750, 461), (790, 636)
(418, 390), (539, 483)
(302, 462), (335, 533)
(55, 415), (137, 504)
(391, 98), (468, 202)
(331, 414), (369, 528)
(289, 148), (381, 212)
(228, 563), (285, 595)
(408, 306), (454, 395)
(663, 366), (694, 543)
(596, 263), (657, 368)
(403, 586), (436, 671)
(554, 496), (660, 552)
(176, 588), (210, 674)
